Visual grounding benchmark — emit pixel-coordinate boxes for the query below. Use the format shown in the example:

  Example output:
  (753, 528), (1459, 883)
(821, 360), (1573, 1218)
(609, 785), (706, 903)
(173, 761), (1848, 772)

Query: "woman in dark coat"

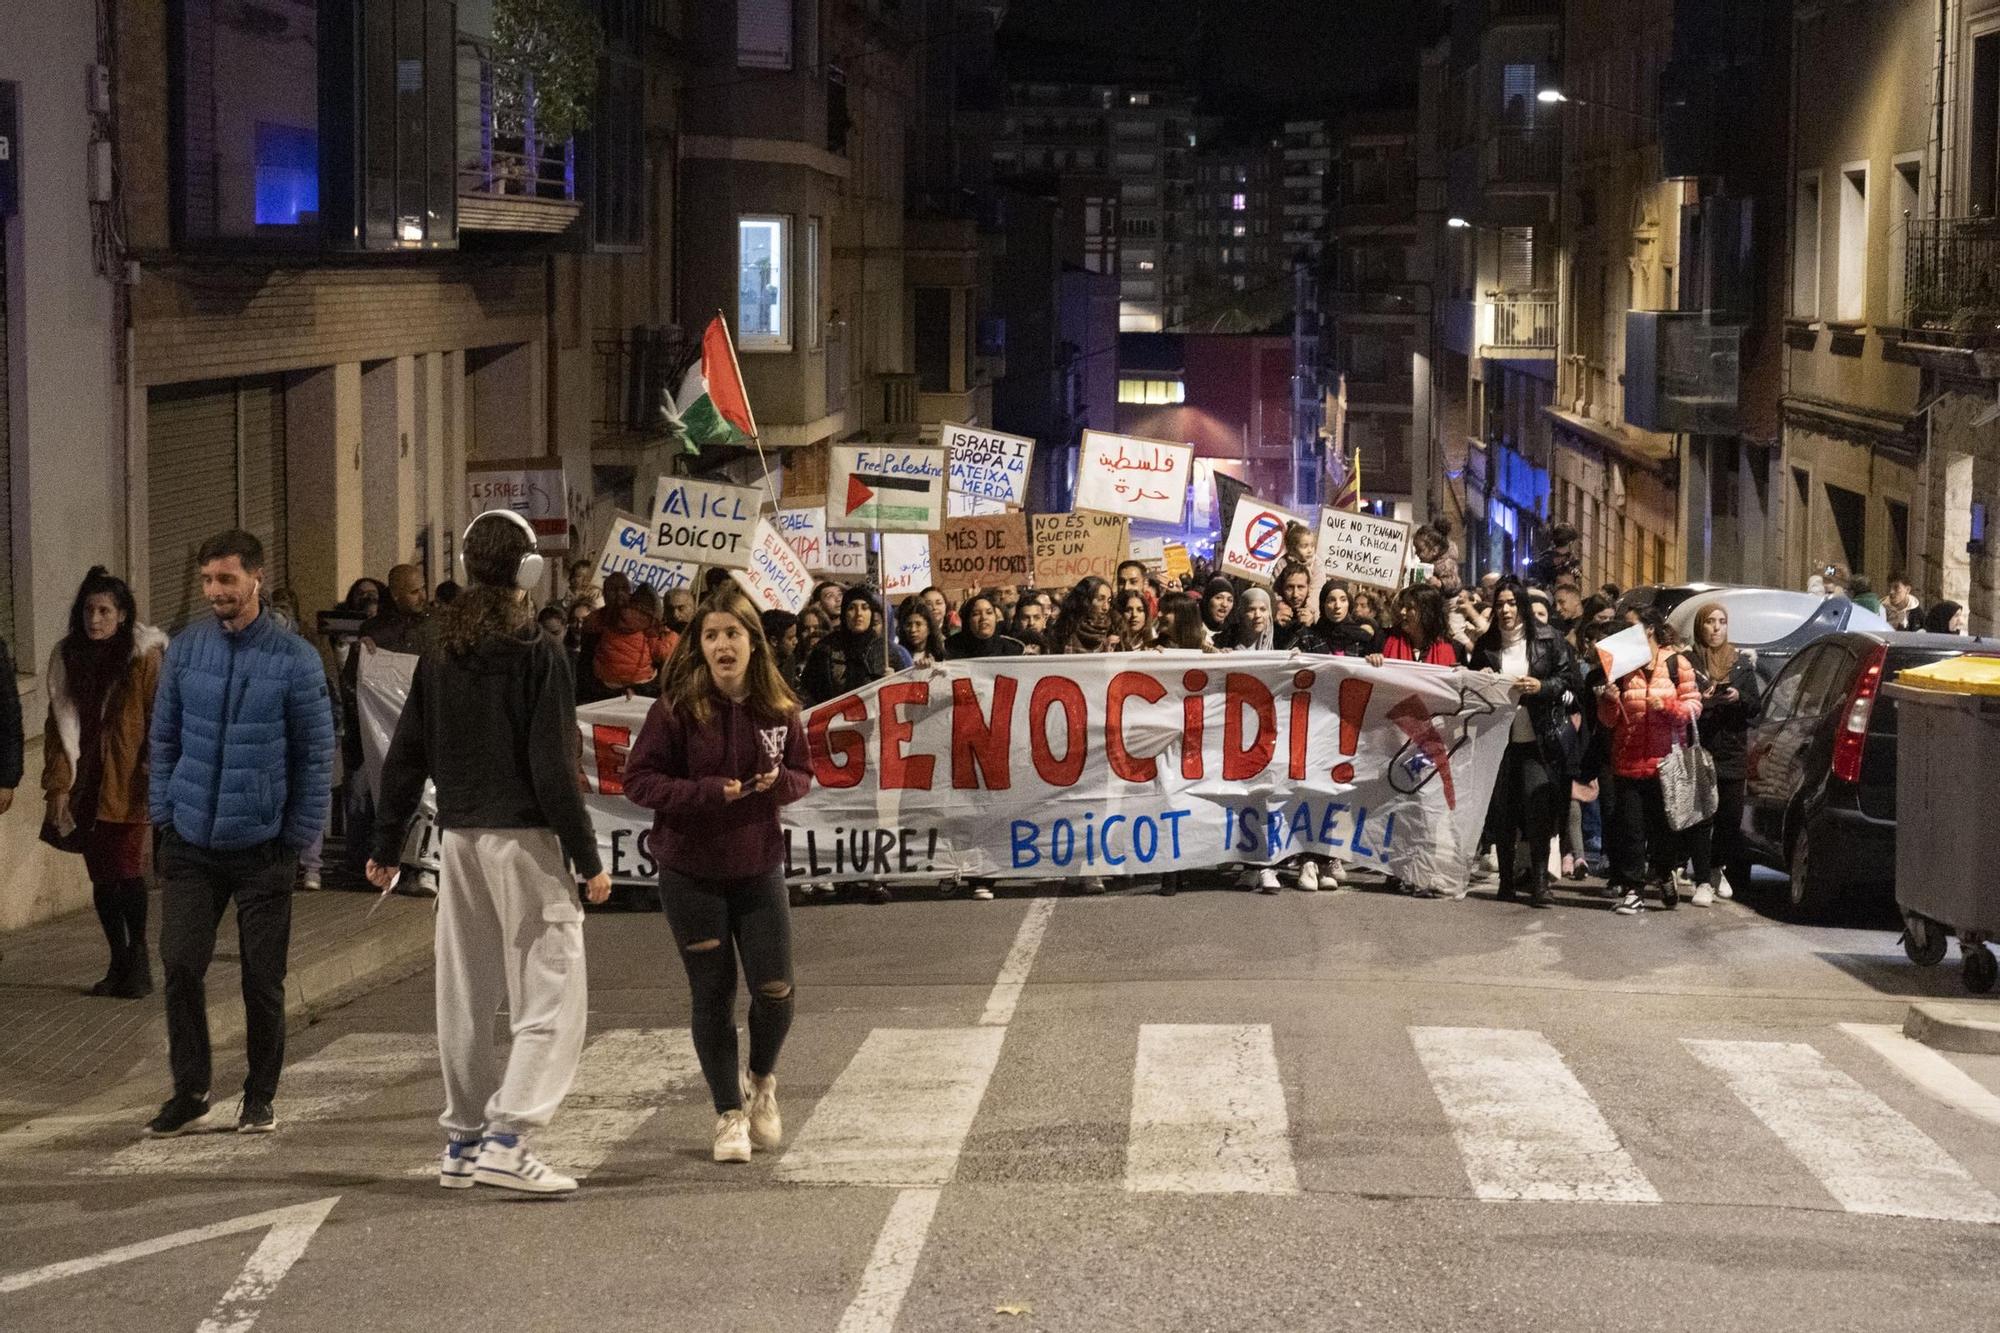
(1470, 577), (1584, 906)
(1688, 601), (1763, 903)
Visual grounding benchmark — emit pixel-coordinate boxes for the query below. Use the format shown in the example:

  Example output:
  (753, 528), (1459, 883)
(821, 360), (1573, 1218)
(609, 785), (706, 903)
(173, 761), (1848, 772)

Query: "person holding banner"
(1052, 578), (1119, 656)
(897, 602), (949, 668)
(1221, 587), (1276, 652)
(1271, 563), (1316, 649)
(1595, 608), (1702, 916)
(621, 590), (812, 1165)
(945, 593), (1024, 659)
(370, 510), (611, 1195)
(1113, 589), (1154, 651)
(1471, 578), (1584, 908)
(1367, 585), (1464, 667)
(1198, 578), (1236, 646)
(801, 587), (910, 707)
(1296, 580), (1376, 657)
(1152, 593), (1214, 653)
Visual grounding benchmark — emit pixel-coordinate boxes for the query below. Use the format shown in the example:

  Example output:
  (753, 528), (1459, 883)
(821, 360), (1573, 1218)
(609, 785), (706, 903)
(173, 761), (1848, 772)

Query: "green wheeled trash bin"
(1883, 657), (2000, 993)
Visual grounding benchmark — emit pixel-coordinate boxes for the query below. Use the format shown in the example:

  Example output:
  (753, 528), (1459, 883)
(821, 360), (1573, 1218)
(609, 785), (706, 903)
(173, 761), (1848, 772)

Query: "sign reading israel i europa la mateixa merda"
(829, 445), (947, 533)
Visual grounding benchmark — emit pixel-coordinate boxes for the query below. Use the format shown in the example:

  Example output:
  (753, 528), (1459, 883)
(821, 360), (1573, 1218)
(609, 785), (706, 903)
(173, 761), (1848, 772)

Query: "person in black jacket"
(800, 586), (910, 704)
(945, 593), (1025, 659)
(1472, 577), (1584, 906)
(1687, 601), (1762, 904)
(1295, 579), (1376, 656)
(370, 510), (611, 1197)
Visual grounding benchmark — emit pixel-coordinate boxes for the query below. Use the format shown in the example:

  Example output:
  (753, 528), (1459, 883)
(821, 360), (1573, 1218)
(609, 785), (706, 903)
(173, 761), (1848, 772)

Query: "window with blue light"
(254, 123), (319, 227)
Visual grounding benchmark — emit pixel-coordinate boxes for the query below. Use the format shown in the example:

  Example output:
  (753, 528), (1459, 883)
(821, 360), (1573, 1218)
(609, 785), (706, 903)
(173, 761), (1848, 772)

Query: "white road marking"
(1411, 1026), (1661, 1204)
(88, 1033), (433, 1176)
(979, 897), (1057, 1027)
(1840, 1023), (2000, 1128)
(1685, 1038), (2000, 1224)
(777, 1027), (1005, 1186)
(831, 1188), (942, 1333)
(0, 1195), (339, 1333)
(1126, 1024), (1298, 1195)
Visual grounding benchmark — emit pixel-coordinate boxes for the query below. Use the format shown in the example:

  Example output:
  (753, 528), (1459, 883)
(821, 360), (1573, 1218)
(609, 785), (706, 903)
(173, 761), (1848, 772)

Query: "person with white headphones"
(371, 509), (612, 1195)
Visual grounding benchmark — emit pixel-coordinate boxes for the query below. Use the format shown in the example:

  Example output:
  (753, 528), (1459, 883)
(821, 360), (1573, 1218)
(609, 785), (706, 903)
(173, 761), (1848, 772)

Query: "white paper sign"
(947, 491), (1007, 517)
(1315, 509), (1413, 591)
(830, 445), (947, 532)
(648, 475), (763, 568)
(1130, 536), (1169, 570)
(595, 512), (698, 595)
(775, 506), (829, 572)
(731, 518), (813, 614)
(1221, 497), (1309, 585)
(467, 462), (570, 552)
(881, 533), (932, 597)
(1595, 624), (1654, 683)
(823, 529), (870, 578)
(942, 423), (1035, 508)
(1073, 430), (1192, 526)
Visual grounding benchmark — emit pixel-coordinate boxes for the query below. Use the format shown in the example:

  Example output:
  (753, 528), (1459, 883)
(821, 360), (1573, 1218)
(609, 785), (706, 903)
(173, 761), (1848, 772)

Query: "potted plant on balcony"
(484, 0), (602, 202)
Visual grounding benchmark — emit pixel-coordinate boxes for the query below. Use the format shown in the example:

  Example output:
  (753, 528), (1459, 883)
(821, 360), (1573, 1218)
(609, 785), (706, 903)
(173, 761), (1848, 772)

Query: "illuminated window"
(1138, 260), (1155, 271)
(1117, 377), (1187, 405)
(1231, 193), (1246, 211)
(1232, 222), (1246, 238)
(738, 215), (790, 349)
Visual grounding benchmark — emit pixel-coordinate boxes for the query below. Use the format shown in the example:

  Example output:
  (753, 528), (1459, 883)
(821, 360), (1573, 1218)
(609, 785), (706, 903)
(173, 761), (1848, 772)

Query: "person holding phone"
(623, 587), (813, 1164)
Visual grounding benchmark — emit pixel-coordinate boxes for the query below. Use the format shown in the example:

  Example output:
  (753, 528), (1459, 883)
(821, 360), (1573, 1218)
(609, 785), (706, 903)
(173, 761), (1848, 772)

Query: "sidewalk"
(0, 882), (436, 1126)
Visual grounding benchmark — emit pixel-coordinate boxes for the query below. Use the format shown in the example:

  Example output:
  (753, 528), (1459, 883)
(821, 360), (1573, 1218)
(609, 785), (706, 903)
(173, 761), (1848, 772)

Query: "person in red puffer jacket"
(622, 587), (811, 1167)
(1595, 607), (1701, 916)
(591, 585), (677, 697)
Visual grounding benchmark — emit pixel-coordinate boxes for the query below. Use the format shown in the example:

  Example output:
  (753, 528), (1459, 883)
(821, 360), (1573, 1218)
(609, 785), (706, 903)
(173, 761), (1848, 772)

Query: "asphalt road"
(4, 873), (1999, 1333)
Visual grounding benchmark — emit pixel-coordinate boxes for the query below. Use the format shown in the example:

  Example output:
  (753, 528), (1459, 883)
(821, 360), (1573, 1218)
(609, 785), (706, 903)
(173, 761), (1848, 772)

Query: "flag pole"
(716, 309), (783, 515)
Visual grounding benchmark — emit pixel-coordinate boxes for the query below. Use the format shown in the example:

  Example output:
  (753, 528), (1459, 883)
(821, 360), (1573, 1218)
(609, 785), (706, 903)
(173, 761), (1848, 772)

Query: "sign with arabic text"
(1221, 497), (1308, 585)
(1031, 511), (1128, 588)
(1314, 509), (1412, 591)
(881, 533), (933, 597)
(830, 445), (947, 532)
(1074, 431), (1192, 525)
(595, 512), (697, 596)
(942, 423), (1035, 508)
(648, 475), (762, 568)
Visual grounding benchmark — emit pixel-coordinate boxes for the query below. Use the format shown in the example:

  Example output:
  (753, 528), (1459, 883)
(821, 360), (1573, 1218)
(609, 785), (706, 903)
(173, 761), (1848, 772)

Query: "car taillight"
(1831, 645), (1886, 784)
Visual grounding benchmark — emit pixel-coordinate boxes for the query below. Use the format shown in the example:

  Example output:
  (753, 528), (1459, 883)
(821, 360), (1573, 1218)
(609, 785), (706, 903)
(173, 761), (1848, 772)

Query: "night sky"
(999, 0), (1432, 120)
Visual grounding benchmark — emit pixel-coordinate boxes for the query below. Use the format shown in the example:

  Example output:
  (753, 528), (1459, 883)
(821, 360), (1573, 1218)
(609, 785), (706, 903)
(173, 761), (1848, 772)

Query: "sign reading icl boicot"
(1314, 508), (1413, 591)
(648, 475), (762, 568)
(596, 512), (698, 595)
(942, 423), (1034, 508)
(1221, 497), (1308, 585)
(1073, 430), (1192, 526)
(732, 518), (813, 614)
(830, 445), (947, 532)
(468, 461), (571, 552)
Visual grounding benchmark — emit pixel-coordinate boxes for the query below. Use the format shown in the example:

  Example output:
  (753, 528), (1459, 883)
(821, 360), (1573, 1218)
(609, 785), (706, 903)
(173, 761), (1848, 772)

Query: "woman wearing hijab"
(1221, 587), (1276, 652)
(1198, 578), (1236, 646)
(1052, 577), (1118, 655)
(1296, 579), (1376, 656)
(1923, 600), (1968, 635)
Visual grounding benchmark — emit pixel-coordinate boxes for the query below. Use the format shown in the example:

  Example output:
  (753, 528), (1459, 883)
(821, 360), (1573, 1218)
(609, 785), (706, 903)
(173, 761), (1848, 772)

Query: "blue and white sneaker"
(473, 1132), (577, 1195)
(439, 1138), (481, 1190)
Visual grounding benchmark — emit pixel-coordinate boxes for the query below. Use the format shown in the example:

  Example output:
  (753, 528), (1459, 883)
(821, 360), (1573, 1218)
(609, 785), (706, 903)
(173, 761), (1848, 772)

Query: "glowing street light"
(1537, 88), (1569, 104)
(1446, 216), (1472, 229)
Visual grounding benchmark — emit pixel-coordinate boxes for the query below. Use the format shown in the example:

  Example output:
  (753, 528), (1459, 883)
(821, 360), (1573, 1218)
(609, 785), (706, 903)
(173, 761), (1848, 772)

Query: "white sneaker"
(713, 1110), (753, 1164)
(439, 1138), (480, 1189)
(1715, 873), (1736, 900)
(970, 885), (994, 900)
(1325, 859), (1346, 888)
(1257, 868), (1282, 893)
(741, 1072), (782, 1150)
(473, 1132), (576, 1194)
(1474, 848), (1499, 881)
(1691, 883), (1715, 907)
(300, 871), (322, 892)
(1296, 861), (1321, 892)
(1614, 891), (1644, 916)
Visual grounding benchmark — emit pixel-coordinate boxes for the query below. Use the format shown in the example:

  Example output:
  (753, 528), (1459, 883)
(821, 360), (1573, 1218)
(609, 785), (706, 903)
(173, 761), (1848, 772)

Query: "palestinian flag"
(662, 315), (759, 452)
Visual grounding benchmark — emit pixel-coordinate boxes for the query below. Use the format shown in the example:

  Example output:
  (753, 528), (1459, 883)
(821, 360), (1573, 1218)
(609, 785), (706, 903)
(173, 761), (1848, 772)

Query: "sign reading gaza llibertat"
(361, 652), (1518, 890)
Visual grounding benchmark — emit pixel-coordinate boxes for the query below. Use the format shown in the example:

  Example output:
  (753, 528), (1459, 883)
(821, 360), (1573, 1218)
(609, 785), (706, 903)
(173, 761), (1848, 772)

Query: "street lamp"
(1534, 86), (1656, 123)
(1446, 216), (1472, 229)
(1536, 89), (1568, 105)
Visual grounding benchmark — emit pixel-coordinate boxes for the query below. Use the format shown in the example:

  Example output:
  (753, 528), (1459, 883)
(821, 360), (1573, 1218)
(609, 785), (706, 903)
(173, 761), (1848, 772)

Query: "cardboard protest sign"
(929, 514), (1032, 598)
(1595, 624), (1654, 683)
(731, 518), (813, 614)
(1164, 542), (1193, 582)
(822, 529), (870, 578)
(943, 423), (1034, 508)
(830, 445), (947, 532)
(648, 475), (762, 568)
(1221, 498), (1308, 585)
(467, 461), (570, 552)
(1031, 512), (1128, 587)
(565, 656), (1519, 891)
(1073, 431), (1192, 525)
(881, 533), (933, 597)
(595, 512), (697, 595)
(1315, 509), (1413, 591)
(775, 506), (828, 572)
(947, 491), (1007, 517)
(1129, 536), (1168, 571)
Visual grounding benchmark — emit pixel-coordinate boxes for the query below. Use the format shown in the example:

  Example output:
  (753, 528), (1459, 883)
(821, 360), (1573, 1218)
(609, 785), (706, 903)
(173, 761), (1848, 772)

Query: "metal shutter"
(0, 225), (13, 645)
(148, 382), (240, 630)
(238, 377), (288, 593)
(1500, 226), (1535, 292)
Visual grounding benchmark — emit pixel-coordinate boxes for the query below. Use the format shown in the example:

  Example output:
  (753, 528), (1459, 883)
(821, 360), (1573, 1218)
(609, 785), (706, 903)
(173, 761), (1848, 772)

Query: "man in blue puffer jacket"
(144, 529), (335, 1138)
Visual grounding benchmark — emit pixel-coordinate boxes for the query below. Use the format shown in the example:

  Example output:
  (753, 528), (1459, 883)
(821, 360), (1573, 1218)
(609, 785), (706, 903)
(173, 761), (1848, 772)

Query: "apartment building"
(1281, 120), (1333, 257)
(993, 73), (1194, 333)
(1186, 132), (1289, 331)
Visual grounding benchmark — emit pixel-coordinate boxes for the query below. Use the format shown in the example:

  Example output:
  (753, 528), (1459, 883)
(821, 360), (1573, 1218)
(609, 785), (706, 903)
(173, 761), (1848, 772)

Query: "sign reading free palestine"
(829, 446), (947, 532)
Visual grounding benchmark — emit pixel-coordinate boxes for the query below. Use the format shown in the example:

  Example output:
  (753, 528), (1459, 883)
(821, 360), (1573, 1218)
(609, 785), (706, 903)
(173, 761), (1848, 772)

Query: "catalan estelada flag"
(1332, 447), (1362, 511)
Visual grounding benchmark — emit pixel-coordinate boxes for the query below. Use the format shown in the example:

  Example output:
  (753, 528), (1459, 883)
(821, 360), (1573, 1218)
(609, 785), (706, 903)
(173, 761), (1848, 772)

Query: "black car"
(1741, 631), (1987, 921)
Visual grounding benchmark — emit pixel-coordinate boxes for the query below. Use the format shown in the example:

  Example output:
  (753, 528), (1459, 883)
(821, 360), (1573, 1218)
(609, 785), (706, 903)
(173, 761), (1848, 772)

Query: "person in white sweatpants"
(371, 510), (611, 1195)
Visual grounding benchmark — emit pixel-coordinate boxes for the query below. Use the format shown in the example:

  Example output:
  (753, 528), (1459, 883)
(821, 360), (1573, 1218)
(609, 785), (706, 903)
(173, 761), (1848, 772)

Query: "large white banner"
(363, 653), (1519, 893)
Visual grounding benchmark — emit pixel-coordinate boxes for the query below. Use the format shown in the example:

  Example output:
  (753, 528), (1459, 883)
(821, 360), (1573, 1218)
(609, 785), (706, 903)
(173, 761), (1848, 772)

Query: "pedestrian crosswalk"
(55, 1021), (2000, 1225)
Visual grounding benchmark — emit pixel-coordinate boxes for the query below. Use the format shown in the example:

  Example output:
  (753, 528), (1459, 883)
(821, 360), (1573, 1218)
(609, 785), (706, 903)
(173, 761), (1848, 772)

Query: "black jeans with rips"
(159, 830), (297, 1105)
(658, 866), (795, 1113)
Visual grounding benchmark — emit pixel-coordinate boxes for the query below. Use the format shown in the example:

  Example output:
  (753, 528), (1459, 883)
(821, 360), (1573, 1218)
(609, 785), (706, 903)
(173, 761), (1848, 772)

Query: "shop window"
(176, 0), (321, 242)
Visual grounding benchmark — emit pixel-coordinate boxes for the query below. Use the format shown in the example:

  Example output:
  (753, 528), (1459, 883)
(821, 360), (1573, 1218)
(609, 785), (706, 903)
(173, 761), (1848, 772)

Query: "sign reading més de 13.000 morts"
(830, 445), (947, 532)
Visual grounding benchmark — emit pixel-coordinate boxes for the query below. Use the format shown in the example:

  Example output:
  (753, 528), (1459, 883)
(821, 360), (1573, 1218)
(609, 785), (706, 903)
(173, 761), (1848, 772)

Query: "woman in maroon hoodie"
(622, 588), (812, 1164)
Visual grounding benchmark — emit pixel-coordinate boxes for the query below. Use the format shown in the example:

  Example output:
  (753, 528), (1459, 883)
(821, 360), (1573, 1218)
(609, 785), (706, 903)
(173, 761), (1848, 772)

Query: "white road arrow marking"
(0, 1195), (338, 1333)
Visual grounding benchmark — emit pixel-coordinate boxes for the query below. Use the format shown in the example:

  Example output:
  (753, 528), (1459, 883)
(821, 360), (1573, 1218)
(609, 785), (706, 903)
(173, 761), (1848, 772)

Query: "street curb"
(1903, 1000), (2000, 1056)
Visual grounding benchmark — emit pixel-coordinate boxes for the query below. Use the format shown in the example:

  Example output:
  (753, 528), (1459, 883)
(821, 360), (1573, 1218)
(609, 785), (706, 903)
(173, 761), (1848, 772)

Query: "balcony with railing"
(593, 325), (688, 440)
(1903, 217), (2000, 348)
(457, 35), (582, 235)
(1489, 293), (1557, 353)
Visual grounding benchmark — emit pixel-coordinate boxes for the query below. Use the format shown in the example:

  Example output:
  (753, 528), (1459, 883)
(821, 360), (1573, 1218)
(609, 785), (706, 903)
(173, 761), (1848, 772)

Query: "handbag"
(1659, 718), (1719, 832)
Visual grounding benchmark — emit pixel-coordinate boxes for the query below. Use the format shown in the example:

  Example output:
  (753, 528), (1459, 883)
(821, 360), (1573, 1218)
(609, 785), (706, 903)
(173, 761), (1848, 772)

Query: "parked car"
(1740, 631), (1988, 920)
(1619, 584), (1891, 686)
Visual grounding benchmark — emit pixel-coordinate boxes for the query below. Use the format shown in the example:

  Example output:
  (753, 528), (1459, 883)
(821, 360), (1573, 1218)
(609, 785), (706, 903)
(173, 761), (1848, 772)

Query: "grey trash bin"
(1883, 677), (2000, 992)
